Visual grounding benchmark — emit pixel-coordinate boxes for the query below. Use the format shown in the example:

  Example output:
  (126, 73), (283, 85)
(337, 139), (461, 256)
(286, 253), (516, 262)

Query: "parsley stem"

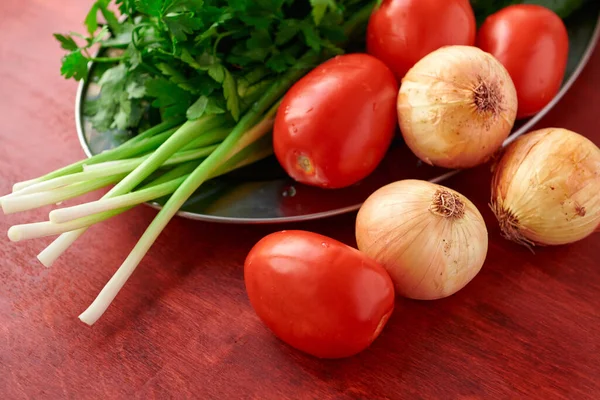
(137, 61), (163, 76)
(213, 32), (234, 56)
(89, 56), (125, 63)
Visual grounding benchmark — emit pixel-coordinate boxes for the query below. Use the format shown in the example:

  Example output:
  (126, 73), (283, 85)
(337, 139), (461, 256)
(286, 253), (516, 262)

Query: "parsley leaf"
(54, 34), (79, 51)
(115, 0), (137, 14)
(84, 4), (99, 34)
(244, 30), (273, 61)
(266, 50), (297, 72)
(186, 95), (209, 119)
(205, 98), (226, 114)
(86, 65), (149, 131)
(239, 14), (274, 30)
(310, 0), (337, 25)
(135, 0), (163, 17)
(237, 66), (271, 96)
(301, 23), (322, 51)
(208, 64), (240, 120)
(146, 77), (195, 119)
(156, 62), (200, 93)
(90, 65), (125, 130)
(275, 20), (301, 45)
(126, 78), (147, 99)
(320, 24), (347, 43)
(164, 13), (204, 41)
(127, 42), (142, 69)
(165, 0), (205, 13)
(113, 90), (144, 131)
(98, 3), (121, 34)
(60, 51), (89, 80)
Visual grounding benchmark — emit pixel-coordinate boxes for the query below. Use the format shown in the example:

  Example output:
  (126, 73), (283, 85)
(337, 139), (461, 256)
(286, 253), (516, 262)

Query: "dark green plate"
(76, 4), (600, 224)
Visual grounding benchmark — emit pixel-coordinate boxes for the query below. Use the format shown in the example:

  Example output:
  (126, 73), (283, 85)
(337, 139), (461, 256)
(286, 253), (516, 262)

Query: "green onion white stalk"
(1, 174), (125, 214)
(9, 162), (200, 243)
(11, 118), (184, 192)
(76, 74), (293, 325)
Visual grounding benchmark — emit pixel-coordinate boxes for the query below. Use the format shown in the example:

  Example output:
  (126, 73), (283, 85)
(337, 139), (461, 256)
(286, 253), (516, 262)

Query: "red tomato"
(366, 0), (476, 80)
(244, 230), (395, 359)
(273, 53), (398, 189)
(477, 5), (569, 119)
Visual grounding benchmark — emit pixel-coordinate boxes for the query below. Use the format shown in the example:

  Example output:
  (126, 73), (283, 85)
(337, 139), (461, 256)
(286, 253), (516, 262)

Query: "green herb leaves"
(310, 0), (337, 25)
(54, 34), (79, 51)
(86, 64), (148, 131)
(60, 51), (89, 80)
(146, 78), (195, 119)
(56, 0), (376, 132)
(208, 64), (240, 120)
(134, 0), (163, 16)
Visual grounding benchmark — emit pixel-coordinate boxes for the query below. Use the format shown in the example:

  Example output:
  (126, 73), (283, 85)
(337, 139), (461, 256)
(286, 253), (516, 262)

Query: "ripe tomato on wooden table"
(244, 230), (396, 359)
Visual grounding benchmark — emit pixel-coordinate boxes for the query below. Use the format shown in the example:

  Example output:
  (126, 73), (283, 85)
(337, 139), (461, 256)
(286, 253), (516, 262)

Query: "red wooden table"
(1, 2), (599, 399)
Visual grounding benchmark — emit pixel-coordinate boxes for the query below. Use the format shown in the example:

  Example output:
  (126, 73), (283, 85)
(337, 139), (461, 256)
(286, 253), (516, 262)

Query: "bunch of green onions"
(0, 69), (302, 325)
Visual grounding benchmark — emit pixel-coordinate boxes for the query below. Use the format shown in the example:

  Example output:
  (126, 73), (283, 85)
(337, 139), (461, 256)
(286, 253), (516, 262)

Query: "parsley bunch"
(57, 0), (374, 132)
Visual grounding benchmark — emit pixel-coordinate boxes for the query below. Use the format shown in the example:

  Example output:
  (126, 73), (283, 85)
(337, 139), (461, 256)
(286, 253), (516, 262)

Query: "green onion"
(11, 117), (184, 192)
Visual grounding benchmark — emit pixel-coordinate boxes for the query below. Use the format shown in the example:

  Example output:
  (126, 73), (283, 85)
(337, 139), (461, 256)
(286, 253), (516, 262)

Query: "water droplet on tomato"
(321, 242), (329, 248)
(306, 107), (313, 114)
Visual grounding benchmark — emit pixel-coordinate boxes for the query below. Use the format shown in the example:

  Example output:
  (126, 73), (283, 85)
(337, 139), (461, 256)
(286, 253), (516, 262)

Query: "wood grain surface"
(1, 1), (599, 399)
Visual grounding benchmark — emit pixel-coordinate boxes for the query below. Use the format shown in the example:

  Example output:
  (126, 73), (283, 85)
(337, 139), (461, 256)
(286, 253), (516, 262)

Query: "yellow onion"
(355, 179), (488, 300)
(397, 45), (518, 169)
(491, 128), (600, 246)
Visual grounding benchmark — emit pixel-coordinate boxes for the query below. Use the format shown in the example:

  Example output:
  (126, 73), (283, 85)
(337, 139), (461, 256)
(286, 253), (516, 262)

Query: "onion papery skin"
(355, 179), (488, 300)
(397, 45), (518, 169)
(491, 128), (600, 247)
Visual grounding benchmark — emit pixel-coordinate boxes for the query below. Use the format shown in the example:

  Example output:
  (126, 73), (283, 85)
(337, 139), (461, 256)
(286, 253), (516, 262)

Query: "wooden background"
(1, 1), (599, 399)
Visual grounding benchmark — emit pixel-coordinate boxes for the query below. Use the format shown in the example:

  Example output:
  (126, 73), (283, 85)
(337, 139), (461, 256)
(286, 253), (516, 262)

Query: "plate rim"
(75, 13), (600, 225)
